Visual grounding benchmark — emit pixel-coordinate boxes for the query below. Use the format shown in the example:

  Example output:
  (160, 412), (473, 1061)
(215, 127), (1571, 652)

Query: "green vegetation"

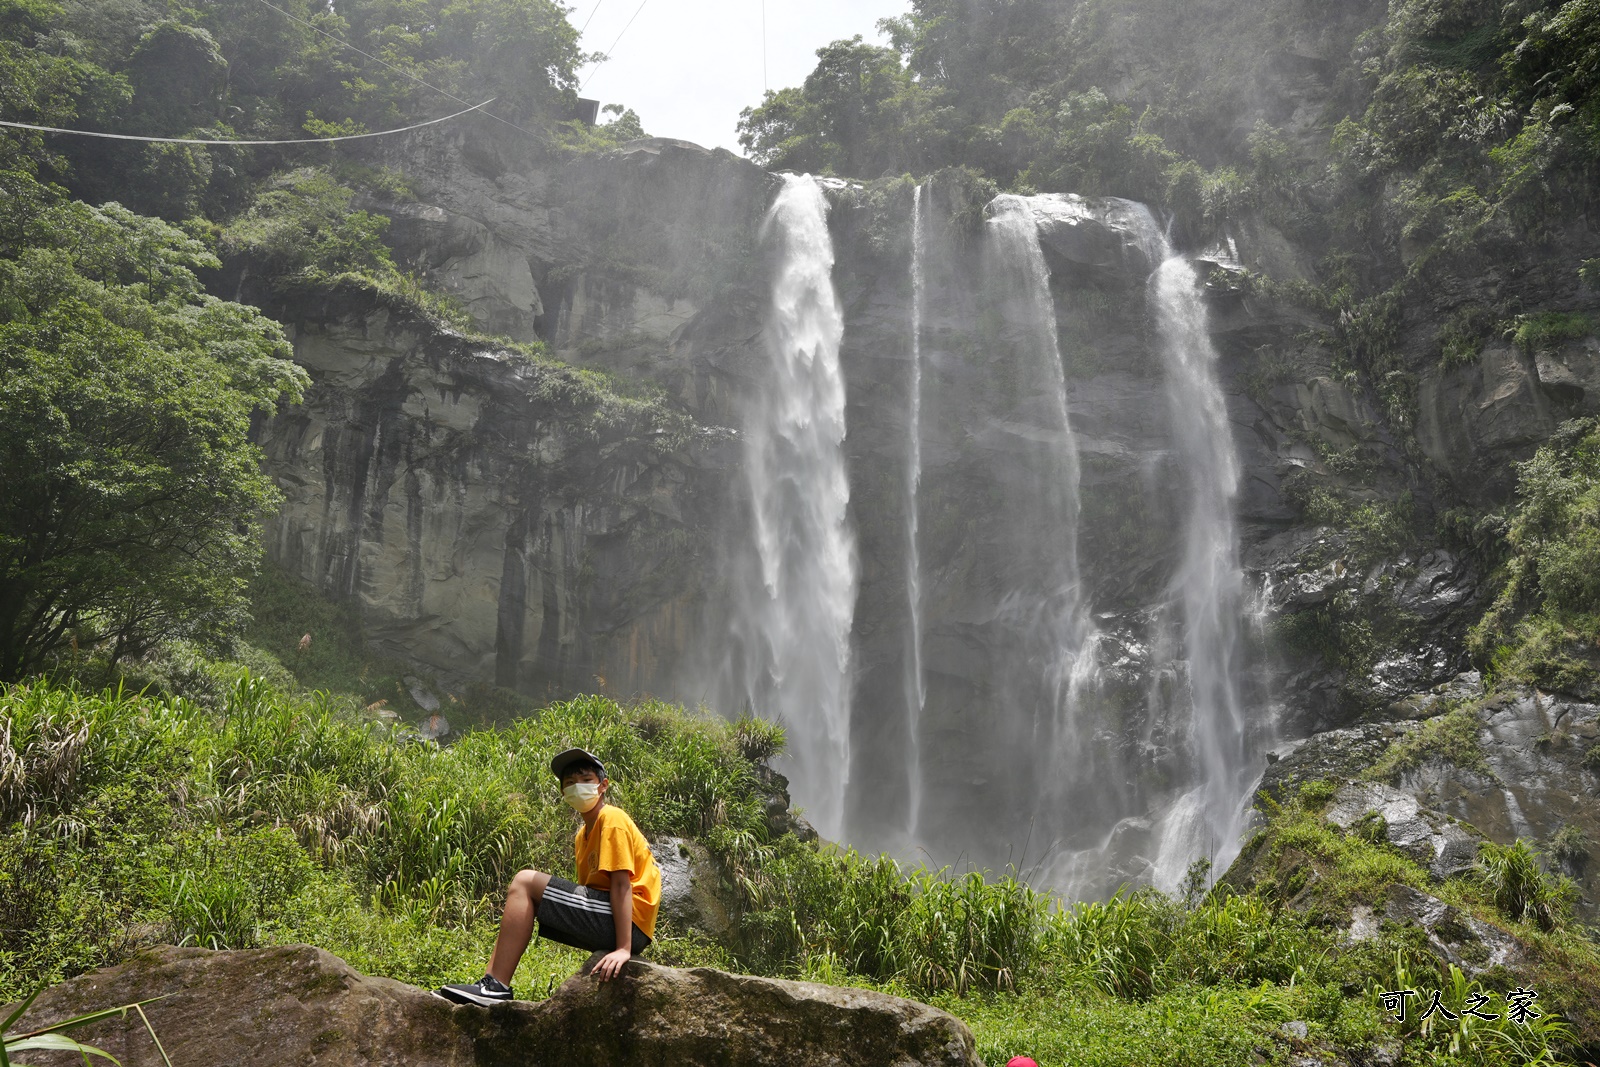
(0, 668), (769, 997)
(2, 0), (584, 180)
(2, 984), (172, 1066)
(740, 0), (1599, 254)
(1476, 840), (1577, 932)
(0, 167), (305, 682)
(1365, 699), (1489, 779)
(1469, 419), (1600, 691)
(1508, 311), (1595, 354)
(5, 640), (1595, 1064)
(1437, 303), (1500, 370)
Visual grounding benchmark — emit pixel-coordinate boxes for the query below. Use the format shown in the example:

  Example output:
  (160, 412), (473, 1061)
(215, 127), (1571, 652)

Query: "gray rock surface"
(16, 944), (980, 1067)
(1025, 193), (1159, 282)
(1323, 781), (1480, 880)
(1347, 885), (1526, 976)
(1416, 343), (1559, 503)
(1401, 688), (1600, 911)
(1260, 720), (1421, 795)
(251, 290), (727, 698)
(1261, 678), (1600, 914)
(652, 836), (734, 939)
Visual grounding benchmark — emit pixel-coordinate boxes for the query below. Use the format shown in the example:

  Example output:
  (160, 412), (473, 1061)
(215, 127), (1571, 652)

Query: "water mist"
(1143, 221), (1255, 888)
(903, 184), (929, 841)
(981, 196), (1098, 843)
(736, 174), (858, 842)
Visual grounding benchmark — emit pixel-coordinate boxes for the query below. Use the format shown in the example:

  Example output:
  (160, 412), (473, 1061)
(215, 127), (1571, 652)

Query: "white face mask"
(562, 782), (601, 812)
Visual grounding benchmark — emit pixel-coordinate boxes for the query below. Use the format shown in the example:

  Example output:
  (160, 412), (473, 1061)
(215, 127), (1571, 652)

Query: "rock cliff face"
(15, 945), (980, 1067)
(251, 283), (727, 698)
(250, 135), (784, 700)
(1265, 676), (1600, 914)
(248, 119), (1600, 887)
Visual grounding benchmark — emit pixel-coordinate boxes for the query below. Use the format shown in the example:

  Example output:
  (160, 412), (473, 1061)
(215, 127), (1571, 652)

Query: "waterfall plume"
(1142, 220), (1256, 888)
(904, 183), (928, 842)
(733, 173), (858, 842)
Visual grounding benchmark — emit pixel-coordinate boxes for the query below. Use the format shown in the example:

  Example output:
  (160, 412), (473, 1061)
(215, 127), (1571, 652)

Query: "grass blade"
(130, 1005), (172, 1067)
(13, 996), (169, 1039)
(6, 1033), (121, 1063)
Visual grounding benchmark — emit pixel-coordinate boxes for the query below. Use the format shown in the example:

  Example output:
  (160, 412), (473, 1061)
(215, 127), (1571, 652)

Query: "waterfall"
(904, 184), (927, 841)
(739, 174), (858, 842)
(1144, 228), (1253, 887)
(982, 196), (1097, 833)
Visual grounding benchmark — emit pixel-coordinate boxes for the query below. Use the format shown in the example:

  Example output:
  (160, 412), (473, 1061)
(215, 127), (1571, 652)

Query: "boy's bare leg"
(488, 869), (551, 984)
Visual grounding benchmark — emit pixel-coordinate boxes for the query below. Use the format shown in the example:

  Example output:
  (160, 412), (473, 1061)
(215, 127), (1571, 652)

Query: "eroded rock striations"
(16, 945), (980, 1067)
(250, 283), (728, 698)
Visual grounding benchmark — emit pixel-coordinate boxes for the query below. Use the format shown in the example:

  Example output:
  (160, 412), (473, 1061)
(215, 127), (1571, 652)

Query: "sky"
(569, 0), (912, 154)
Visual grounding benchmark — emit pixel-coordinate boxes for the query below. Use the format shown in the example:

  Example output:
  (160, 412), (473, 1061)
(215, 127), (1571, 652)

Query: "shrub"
(1475, 839), (1575, 931)
(221, 169), (395, 283)
(1052, 889), (1173, 998)
(730, 714), (786, 763)
(1468, 419), (1600, 687)
(1548, 824), (1588, 867)
(1365, 698), (1487, 779)
(1508, 311), (1593, 353)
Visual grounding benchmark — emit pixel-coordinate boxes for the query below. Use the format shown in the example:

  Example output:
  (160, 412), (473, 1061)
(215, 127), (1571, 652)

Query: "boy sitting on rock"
(436, 747), (662, 1005)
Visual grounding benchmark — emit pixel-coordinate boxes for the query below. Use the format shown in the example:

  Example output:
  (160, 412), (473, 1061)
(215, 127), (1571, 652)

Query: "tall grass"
(1475, 839), (1576, 932)
(0, 676), (777, 996)
(2, 670), (1591, 1066)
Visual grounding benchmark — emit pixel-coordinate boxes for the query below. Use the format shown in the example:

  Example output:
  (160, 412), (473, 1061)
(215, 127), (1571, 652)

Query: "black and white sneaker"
(435, 974), (513, 1006)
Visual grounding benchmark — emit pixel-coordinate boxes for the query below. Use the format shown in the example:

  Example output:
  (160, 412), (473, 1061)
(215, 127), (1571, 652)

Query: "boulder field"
(13, 944), (979, 1067)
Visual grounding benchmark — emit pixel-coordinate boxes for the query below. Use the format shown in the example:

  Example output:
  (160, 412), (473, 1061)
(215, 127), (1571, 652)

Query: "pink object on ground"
(1006, 1059), (1039, 1067)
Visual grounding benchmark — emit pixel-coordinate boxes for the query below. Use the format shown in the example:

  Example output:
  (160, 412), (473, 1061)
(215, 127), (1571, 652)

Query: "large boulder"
(1025, 193), (1159, 285)
(651, 836), (735, 940)
(14, 945), (980, 1067)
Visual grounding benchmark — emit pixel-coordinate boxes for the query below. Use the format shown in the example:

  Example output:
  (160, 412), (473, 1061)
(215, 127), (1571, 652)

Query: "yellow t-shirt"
(574, 803), (662, 938)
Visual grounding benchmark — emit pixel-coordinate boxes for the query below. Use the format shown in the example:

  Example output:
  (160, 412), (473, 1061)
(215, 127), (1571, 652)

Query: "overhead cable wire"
(0, 98), (496, 145)
(246, 0), (538, 138)
(580, 0), (651, 91)
(578, 0), (606, 35)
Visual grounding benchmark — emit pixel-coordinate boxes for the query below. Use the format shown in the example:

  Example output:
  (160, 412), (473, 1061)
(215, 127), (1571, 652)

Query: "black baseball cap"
(550, 747), (606, 781)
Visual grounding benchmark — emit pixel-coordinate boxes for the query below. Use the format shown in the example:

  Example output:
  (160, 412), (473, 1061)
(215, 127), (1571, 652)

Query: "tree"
(737, 36), (952, 177)
(0, 169), (306, 680)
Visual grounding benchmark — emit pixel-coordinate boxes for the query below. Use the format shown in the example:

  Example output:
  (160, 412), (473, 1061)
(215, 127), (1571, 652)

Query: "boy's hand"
(593, 947), (631, 981)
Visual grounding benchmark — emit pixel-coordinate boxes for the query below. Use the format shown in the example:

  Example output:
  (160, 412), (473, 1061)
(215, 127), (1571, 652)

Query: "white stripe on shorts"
(543, 885), (613, 914)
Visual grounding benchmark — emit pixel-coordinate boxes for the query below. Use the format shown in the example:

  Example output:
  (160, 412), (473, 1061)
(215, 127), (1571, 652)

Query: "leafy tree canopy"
(0, 0), (592, 218)
(738, 0), (1599, 264)
(0, 167), (307, 680)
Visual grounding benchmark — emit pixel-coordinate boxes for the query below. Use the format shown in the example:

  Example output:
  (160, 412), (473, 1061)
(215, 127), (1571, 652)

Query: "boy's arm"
(593, 868), (633, 981)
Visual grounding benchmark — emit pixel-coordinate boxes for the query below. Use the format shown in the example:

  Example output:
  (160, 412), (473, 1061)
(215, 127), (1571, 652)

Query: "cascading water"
(698, 183), (1259, 890)
(1142, 222), (1256, 888)
(736, 174), (858, 842)
(979, 196), (1098, 841)
(904, 184), (928, 841)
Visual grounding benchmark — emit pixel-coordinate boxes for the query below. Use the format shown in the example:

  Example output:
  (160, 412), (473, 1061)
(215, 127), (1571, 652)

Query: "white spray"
(1142, 220), (1253, 887)
(904, 183), (928, 840)
(742, 174), (858, 841)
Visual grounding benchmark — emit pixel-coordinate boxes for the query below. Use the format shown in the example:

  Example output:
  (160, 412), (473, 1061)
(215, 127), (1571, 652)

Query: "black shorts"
(537, 876), (651, 955)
